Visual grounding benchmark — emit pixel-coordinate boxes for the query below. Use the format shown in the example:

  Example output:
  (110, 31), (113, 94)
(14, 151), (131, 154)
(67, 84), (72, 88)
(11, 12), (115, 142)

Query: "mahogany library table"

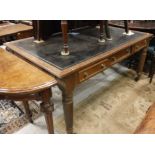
(5, 26), (153, 133)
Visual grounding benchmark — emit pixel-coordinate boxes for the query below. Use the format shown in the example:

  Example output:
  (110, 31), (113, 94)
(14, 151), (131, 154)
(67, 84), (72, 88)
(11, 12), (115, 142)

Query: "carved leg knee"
(40, 89), (54, 134)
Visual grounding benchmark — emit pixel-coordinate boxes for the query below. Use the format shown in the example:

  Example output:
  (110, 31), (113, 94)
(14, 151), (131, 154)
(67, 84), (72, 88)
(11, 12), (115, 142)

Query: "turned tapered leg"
(23, 100), (33, 123)
(40, 88), (54, 134)
(62, 90), (74, 134)
(57, 75), (76, 134)
(61, 20), (69, 55)
(135, 48), (147, 81)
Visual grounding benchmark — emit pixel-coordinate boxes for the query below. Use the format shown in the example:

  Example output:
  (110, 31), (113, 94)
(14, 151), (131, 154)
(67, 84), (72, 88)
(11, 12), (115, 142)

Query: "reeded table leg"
(40, 88), (54, 134)
(135, 47), (147, 81)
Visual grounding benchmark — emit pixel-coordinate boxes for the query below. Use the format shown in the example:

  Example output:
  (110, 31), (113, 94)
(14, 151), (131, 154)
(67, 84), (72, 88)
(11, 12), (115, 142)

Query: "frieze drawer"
(16, 30), (33, 39)
(132, 40), (147, 53)
(79, 48), (131, 82)
(107, 48), (131, 65)
(79, 59), (110, 82)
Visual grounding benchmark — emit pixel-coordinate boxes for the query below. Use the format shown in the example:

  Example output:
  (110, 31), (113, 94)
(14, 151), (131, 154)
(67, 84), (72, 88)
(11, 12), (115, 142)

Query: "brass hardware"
(111, 57), (116, 62)
(126, 48), (130, 53)
(135, 45), (139, 50)
(83, 72), (88, 78)
(101, 64), (106, 69)
(17, 33), (21, 36)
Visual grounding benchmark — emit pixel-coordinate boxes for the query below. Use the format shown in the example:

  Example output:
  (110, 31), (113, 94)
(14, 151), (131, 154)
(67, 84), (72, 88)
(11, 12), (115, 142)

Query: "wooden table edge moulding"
(5, 28), (153, 134)
(0, 23), (33, 39)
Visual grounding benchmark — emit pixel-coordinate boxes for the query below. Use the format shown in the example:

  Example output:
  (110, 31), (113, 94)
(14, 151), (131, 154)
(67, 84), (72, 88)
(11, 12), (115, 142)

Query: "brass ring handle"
(101, 64), (106, 69)
(126, 49), (130, 53)
(84, 72), (88, 78)
(111, 57), (116, 62)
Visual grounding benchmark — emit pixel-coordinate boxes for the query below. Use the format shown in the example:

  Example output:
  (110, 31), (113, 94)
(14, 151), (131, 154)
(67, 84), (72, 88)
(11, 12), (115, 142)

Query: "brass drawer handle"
(126, 48), (130, 53)
(111, 57), (117, 62)
(83, 72), (88, 78)
(17, 32), (21, 36)
(135, 45), (139, 50)
(101, 64), (106, 69)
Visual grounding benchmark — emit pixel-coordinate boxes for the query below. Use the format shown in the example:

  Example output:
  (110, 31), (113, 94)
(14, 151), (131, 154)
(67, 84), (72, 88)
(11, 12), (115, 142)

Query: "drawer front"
(107, 47), (131, 65)
(78, 48), (131, 82)
(79, 59), (110, 82)
(16, 30), (33, 39)
(132, 39), (147, 53)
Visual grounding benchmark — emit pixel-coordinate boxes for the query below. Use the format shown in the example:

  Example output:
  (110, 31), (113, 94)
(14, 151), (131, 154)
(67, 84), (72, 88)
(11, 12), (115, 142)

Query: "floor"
(15, 64), (137, 134)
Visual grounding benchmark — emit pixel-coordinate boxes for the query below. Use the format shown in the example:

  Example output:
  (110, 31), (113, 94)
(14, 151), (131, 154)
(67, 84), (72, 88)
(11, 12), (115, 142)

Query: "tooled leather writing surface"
(12, 27), (146, 70)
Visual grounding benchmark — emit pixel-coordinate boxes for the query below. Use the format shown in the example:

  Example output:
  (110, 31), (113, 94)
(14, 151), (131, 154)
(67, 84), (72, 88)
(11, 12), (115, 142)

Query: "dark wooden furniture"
(0, 23), (33, 44)
(109, 21), (155, 34)
(110, 21), (155, 79)
(135, 103), (155, 134)
(32, 20), (100, 54)
(5, 26), (152, 133)
(32, 20), (118, 55)
(0, 48), (56, 134)
(32, 20), (99, 41)
(148, 50), (155, 83)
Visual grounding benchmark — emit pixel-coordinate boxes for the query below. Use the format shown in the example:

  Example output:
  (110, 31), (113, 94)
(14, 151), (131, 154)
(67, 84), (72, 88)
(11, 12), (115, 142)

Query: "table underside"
(11, 26), (145, 70)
